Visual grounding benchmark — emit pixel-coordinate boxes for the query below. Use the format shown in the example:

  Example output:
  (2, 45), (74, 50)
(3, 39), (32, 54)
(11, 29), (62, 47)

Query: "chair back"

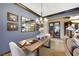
(73, 48), (79, 56)
(9, 42), (25, 56)
(64, 38), (72, 56)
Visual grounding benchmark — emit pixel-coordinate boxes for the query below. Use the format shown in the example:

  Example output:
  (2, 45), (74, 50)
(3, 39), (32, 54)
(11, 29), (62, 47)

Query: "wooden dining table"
(19, 37), (50, 56)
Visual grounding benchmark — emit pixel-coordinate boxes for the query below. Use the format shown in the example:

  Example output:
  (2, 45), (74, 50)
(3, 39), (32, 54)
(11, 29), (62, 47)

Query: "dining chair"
(73, 48), (79, 56)
(64, 38), (72, 56)
(64, 37), (79, 56)
(9, 42), (36, 56)
(9, 42), (26, 56)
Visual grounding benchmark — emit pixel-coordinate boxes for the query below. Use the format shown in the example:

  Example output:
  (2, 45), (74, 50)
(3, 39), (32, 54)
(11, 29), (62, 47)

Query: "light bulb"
(44, 18), (48, 22)
(40, 17), (42, 21)
(36, 18), (40, 24)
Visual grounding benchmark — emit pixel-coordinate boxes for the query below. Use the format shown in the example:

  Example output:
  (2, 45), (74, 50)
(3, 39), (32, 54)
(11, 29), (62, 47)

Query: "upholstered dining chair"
(9, 42), (36, 56)
(64, 38), (72, 56)
(9, 42), (26, 56)
(64, 37), (79, 56)
(73, 48), (79, 56)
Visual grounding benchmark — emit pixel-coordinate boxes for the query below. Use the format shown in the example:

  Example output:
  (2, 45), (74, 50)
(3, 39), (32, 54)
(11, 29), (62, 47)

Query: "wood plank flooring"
(3, 38), (66, 56)
(39, 38), (65, 56)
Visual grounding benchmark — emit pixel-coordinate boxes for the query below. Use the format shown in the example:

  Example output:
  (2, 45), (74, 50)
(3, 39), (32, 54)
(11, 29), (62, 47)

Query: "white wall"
(43, 18), (49, 34)
(60, 20), (64, 39)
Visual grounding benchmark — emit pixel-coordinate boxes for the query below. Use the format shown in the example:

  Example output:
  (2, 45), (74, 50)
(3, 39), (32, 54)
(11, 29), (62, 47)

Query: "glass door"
(49, 23), (54, 37)
(54, 22), (60, 38)
(49, 22), (60, 38)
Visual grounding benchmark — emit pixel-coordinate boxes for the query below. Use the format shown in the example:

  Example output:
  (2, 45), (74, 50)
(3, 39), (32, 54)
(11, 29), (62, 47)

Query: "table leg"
(37, 48), (39, 56)
(43, 39), (51, 48)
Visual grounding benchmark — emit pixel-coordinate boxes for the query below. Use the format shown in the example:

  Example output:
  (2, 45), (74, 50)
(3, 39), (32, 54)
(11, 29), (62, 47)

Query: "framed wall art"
(7, 12), (18, 31)
(7, 22), (18, 31)
(7, 12), (18, 22)
(21, 16), (35, 32)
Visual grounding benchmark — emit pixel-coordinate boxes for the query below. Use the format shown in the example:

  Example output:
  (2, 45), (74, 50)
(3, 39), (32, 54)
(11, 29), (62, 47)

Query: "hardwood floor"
(39, 38), (66, 56)
(39, 47), (65, 56)
(3, 38), (66, 56)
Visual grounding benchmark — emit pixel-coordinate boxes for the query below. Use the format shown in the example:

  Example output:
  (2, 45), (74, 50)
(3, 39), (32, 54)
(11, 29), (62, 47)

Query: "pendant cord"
(41, 3), (42, 17)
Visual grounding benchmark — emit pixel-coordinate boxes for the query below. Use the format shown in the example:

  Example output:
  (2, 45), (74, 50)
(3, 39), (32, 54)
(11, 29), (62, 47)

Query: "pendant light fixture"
(40, 3), (43, 24)
(35, 3), (49, 34)
(36, 3), (48, 24)
(36, 3), (43, 24)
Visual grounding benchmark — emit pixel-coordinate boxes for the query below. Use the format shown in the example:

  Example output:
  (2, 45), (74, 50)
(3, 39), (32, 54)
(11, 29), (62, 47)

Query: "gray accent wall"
(0, 3), (39, 54)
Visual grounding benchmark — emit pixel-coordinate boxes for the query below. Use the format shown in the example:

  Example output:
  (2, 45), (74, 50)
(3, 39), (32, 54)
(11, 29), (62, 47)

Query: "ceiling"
(22, 3), (79, 17)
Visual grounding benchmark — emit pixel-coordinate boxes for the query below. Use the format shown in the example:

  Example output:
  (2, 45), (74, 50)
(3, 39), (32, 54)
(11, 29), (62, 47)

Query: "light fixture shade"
(40, 17), (44, 24)
(44, 18), (48, 22)
(36, 18), (40, 24)
(40, 17), (42, 21)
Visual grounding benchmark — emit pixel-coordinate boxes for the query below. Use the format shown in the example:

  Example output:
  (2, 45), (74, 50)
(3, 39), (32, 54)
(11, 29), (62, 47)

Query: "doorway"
(49, 22), (60, 38)
(64, 21), (79, 38)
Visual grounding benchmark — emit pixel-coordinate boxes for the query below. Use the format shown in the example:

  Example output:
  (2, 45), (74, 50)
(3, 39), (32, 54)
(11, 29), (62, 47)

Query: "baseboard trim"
(0, 51), (10, 56)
